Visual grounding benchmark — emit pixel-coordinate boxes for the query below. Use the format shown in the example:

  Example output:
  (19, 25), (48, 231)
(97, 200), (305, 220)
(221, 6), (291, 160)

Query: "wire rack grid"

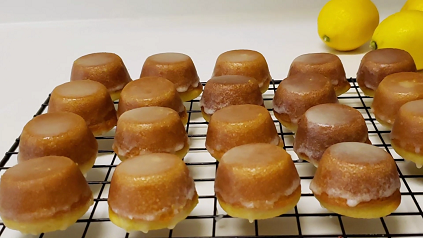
(1, 78), (423, 238)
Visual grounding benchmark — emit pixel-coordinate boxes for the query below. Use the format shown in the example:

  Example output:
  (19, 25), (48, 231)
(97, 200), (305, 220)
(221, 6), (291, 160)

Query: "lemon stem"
(370, 41), (378, 50)
(322, 35), (330, 42)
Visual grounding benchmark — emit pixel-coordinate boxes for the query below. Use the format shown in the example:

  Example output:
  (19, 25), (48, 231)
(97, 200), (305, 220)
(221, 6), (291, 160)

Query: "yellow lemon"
(371, 10), (423, 70)
(317, 0), (379, 51)
(402, 0), (423, 11)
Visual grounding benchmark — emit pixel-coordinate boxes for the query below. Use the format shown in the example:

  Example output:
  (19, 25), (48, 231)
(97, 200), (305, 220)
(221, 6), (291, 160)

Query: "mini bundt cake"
(140, 52), (203, 102)
(215, 143), (300, 222)
(108, 153), (198, 233)
(273, 72), (338, 132)
(212, 49), (272, 93)
(70, 52), (132, 101)
(48, 80), (117, 136)
(0, 156), (93, 234)
(199, 75), (263, 121)
(391, 99), (423, 168)
(287, 53), (350, 96)
(205, 104), (282, 160)
(310, 142), (401, 218)
(372, 72), (423, 128)
(117, 76), (188, 125)
(17, 112), (98, 175)
(113, 107), (189, 161)
(293, 103), (370, 166)
(357, 48), (417, 97)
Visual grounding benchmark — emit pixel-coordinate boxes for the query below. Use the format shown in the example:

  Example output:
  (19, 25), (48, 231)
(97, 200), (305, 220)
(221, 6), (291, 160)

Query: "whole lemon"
(317, 0), (379, 51)
(371, 10), (423, 70)
(402, 0), (423, 11)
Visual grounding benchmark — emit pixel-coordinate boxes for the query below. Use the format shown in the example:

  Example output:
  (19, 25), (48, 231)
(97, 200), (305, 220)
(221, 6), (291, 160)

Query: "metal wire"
(1, 78), (423, 238)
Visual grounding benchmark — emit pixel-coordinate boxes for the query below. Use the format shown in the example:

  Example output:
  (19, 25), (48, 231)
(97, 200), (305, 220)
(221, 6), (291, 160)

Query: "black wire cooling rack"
(1, 78), (423, 238)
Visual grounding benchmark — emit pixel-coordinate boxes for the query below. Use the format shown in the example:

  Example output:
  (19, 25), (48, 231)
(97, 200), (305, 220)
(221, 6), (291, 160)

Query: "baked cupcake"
(48, 80), (117, 136)
(372, 72), (423, 128)
(70, 52), (132, 101)
(310, 142), (401, 218)
(205, 104), (282, 160)
(273, 72), (338, 132)
(357, 48), (417, 97)
(113, 107), (189, 161)
(108, 153), (198, 232)
(215, 143), (301, 222)
(140, 52), (203, 102)
(391, 99), (423, 168)
(212, 49), (272, 93)
(199, 75), (263, 121)
(17, 112), (98, 175)
(288, 53), (350, 96)
(117, 76), (188, 125)
(0, 156), (93, 234)
(293, 103), (370, 166)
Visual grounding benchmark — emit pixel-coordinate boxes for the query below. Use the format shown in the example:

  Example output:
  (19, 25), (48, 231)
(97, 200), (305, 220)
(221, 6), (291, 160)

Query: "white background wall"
(0, 0), (405, 23)
(0, 0), (407, 153)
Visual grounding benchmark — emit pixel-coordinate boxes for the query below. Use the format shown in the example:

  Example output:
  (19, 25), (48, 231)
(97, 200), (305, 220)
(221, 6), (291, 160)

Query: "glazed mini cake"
(288, 53), (350, 96)
(357, 48), (417, 97)
(70, 52), (132, 101)
(293, 103), (370, 167)
(113, 107), (189, 161)
(48, 80), (117, 136)
(199, 75), (264, 121)
(391, 99), (423, 168)
(108, 153), (198, 233)
(117, 76), (188, 125)
(215, 143), (301, 222)
(273, 72), (338, 132)
(310, 142), (401, 218)
(372, 72), (423, 128)
(212, 49), (272, 93)
(205, 104), (282, 160)
(17, 112), (98, 175)
(0, 156), (93, 234)
(140, 52), (203, 102)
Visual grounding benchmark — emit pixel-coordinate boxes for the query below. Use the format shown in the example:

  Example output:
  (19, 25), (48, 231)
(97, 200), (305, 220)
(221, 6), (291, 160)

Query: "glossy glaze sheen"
(70, 52), (132, 94)
(17, 112), (98, 167)
(293, 103), (369, 166)
(206, 104), (281, 159)
(288, 53), (350, 96)
(48, 80), (117, 136)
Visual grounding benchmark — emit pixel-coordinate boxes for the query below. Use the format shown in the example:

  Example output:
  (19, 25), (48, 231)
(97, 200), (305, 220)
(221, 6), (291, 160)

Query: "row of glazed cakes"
(48, 48), (423, 168)
(0, 141), (402, 234)
(0, 47), (420, 235)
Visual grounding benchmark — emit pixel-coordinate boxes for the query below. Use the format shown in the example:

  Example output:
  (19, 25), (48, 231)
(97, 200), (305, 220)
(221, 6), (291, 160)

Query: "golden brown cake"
(108, 153), (198, 232)
(215, 143), (300, 222)
(212, 49), (272, 93)
(372, 72), (423, 128)
(205, 104), (283, 160)
(0, 156), (93, 234)
(288, 53), (350, 96)
(48, 80), (117, 136)
(273, 73), (338, 132)
(117, 77), (188, 125)
(140, 52), (203, 102)
(391, 99), (423, 168)
(310, 142), (401, 218)
(17, 112), (98, 175)
(199, 75), (264, 121)
(113, 107), (189, 161)
(70, 52), (132, 101)
(357, 48), (417, 97)
(293, 103), (370, 167)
